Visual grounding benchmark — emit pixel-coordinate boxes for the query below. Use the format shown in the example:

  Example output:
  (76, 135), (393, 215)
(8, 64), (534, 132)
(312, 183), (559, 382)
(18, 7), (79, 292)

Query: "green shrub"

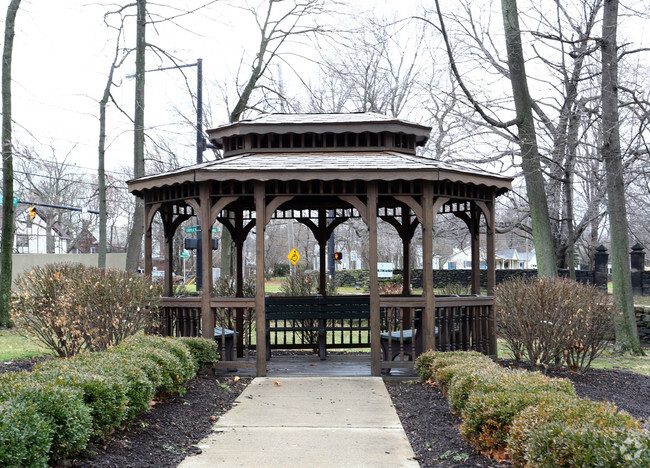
(460, 389), (571, 456)
(415, 350), (494, 383)
(496, 277), (613, 372)
(429, 351), (494, 374)
(446, 367), (502, 414)
(116, 335), (196, 395)
(178, 337), (220, 368)
(118, 343), (182, 395)
(32, 360), (128, 441)
(0, 373), (91, 460)
(109, 346), (165, 390)
(124, 335), (197, 384)
(509, 398), (650, 467)
(11, 263), (161, 357)
(414, 350), (437, 381)
(66, 353), (155, 420)
(0, 399), (53, 468)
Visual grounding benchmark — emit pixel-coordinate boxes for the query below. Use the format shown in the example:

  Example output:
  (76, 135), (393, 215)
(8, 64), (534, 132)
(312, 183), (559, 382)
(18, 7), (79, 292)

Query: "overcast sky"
(3, 0), (649, 179)
(5, 0), (401, 175)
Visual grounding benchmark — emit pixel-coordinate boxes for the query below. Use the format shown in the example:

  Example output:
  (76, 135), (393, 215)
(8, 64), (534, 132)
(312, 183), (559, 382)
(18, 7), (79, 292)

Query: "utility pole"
(130, 58), (210, 288)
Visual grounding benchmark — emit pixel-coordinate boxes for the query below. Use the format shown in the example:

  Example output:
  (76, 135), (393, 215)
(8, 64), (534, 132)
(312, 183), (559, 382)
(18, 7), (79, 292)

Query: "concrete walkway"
(178, 377), (419, 468)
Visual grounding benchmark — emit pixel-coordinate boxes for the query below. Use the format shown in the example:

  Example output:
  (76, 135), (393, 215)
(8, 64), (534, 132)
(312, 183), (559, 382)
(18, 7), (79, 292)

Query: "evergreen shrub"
(509, 397), (650, 467)
(0, 399), (52, 468)
(0, 374), (91, 459)
(32, 359), (128, 440)
(178, 336), (220, 368)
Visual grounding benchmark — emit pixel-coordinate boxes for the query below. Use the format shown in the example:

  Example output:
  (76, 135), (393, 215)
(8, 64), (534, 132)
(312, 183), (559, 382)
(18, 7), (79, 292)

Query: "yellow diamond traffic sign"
(287, 248), (300, 266)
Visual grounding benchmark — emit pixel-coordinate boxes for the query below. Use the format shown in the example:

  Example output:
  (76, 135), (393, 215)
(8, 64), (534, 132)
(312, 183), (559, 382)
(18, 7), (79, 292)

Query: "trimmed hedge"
(179, 336), (220, 368)
(0, 399), (53, 467)
(415, 350), (650, 464)
(0, 335), (219, 465)
(509, 398), (650, 467)
(0, 374), (91, 459)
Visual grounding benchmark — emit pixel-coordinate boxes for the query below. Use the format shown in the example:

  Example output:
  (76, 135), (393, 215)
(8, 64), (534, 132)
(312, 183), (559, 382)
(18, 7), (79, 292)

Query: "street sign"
(180, 252), (190, 259)
(0, 195), (18, 206)
(185, 226), (198, 233)
(287, 248), (301, 266)
(378, 262), (394, 278)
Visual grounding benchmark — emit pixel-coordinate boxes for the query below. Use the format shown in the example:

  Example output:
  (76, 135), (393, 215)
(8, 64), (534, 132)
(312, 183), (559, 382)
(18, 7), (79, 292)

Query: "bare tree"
(227, 0), (330, 122)
(220, 0), (331, 277)
(14, 146), (92, 253)
(98, 13), (131, 268)
(601, 0), (643, 355)
(425, 0), (558, 277)
(1, 0), (21, 327)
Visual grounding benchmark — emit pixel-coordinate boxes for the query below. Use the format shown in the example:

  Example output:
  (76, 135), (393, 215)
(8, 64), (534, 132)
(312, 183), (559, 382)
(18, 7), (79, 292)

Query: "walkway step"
(179, 377), (419, 467)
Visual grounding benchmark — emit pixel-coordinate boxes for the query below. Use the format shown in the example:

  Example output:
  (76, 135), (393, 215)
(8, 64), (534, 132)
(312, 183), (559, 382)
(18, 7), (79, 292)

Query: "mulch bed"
(386, 361), (650, 467)
(1, 356), (649, 467)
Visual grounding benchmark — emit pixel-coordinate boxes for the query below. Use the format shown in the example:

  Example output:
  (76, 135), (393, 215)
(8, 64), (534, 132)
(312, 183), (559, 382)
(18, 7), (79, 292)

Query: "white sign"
(377, 262), (394, 278)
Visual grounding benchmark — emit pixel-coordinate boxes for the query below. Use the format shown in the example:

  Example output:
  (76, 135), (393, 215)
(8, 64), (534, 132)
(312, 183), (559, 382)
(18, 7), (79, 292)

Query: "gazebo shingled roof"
(127, 112), (512, 377)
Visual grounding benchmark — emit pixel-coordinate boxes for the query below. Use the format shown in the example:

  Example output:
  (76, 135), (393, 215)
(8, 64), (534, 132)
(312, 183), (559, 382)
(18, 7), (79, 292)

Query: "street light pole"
(196, 58), (204, 164)
(132, 59), (209, 288)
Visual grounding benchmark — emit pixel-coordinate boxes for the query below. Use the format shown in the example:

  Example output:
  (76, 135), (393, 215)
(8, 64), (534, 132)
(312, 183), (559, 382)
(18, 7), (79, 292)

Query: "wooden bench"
(265, 296), (371, 360)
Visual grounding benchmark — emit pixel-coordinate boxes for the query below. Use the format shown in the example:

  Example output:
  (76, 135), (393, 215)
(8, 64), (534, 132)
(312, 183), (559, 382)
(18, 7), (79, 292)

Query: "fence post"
(630, 243), (645, 296)
(594, 245), (609, 292)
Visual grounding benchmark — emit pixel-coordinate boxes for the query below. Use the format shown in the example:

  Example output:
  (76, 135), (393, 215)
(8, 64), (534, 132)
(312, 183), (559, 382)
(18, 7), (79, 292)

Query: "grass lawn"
(0, 327), (51, 361)
(498, 340), (650, 376)
(634, 296), (650, 306)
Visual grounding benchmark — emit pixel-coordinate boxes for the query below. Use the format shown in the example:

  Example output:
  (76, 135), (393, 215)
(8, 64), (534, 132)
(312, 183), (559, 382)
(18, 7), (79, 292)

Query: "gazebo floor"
(212, 352), (417, 381)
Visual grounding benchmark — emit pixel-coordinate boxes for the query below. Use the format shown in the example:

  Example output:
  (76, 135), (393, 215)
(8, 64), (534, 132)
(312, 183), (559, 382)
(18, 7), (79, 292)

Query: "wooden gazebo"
(127, 113), (512, 376)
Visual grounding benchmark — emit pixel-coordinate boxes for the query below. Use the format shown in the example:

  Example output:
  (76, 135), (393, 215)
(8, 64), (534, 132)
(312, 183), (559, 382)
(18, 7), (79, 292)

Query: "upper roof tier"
(207, 112), (432, 157)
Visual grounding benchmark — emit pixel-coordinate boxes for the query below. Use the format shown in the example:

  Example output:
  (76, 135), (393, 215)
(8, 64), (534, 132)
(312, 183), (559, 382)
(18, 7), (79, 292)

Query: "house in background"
(441, 247), (534, 270)
(68, 220), (98, 254)
(1, 205), (71, 254)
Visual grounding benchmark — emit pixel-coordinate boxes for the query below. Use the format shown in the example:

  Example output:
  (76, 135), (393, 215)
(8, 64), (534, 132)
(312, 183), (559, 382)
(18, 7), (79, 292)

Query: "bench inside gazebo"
(127, 113), (512, 377)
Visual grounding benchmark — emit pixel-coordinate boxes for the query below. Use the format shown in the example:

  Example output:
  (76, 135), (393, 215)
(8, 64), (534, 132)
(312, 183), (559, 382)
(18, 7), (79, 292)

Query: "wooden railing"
(159, 294), (496, 368)
(380, 295), (495, 369)
(159, 297), (256, 368)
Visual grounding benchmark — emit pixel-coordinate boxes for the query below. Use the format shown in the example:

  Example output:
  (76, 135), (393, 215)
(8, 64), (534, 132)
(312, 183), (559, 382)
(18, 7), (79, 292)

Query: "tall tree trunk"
(0, 0), (21, 327)
(501, 0), (557, 277)
(601, 0), (643, 355)
(97, 33), (126, 268)
(125, 0), (146, 271)
(98, 84), (108, 268)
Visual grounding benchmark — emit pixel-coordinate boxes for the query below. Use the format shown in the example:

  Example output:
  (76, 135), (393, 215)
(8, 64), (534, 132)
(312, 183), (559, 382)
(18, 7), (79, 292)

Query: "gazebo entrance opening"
(128, 113), (511, 377)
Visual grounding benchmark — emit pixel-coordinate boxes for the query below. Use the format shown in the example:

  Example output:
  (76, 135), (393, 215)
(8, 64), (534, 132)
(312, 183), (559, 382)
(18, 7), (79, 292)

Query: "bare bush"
(12, 263), (160, 357)
(496, 277), (613, 373)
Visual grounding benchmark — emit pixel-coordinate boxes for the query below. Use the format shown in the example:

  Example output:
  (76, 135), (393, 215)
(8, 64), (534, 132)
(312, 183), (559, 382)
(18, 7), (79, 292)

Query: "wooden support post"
(319, 209), (327, 296)
(164, 232), (174, 297)
(471, 205), (481, 294)
(486, 200), (496, 296)
(235, 208), (244, 357)
(422, 183), (436, 353)
(144, 206), (153, 277)
(254, 182), (267, 376)
(486, 196), (497, 357)
(368, 182), (381, 376)
(402, 206), (411, 296)
(199, 183), (215, 342)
